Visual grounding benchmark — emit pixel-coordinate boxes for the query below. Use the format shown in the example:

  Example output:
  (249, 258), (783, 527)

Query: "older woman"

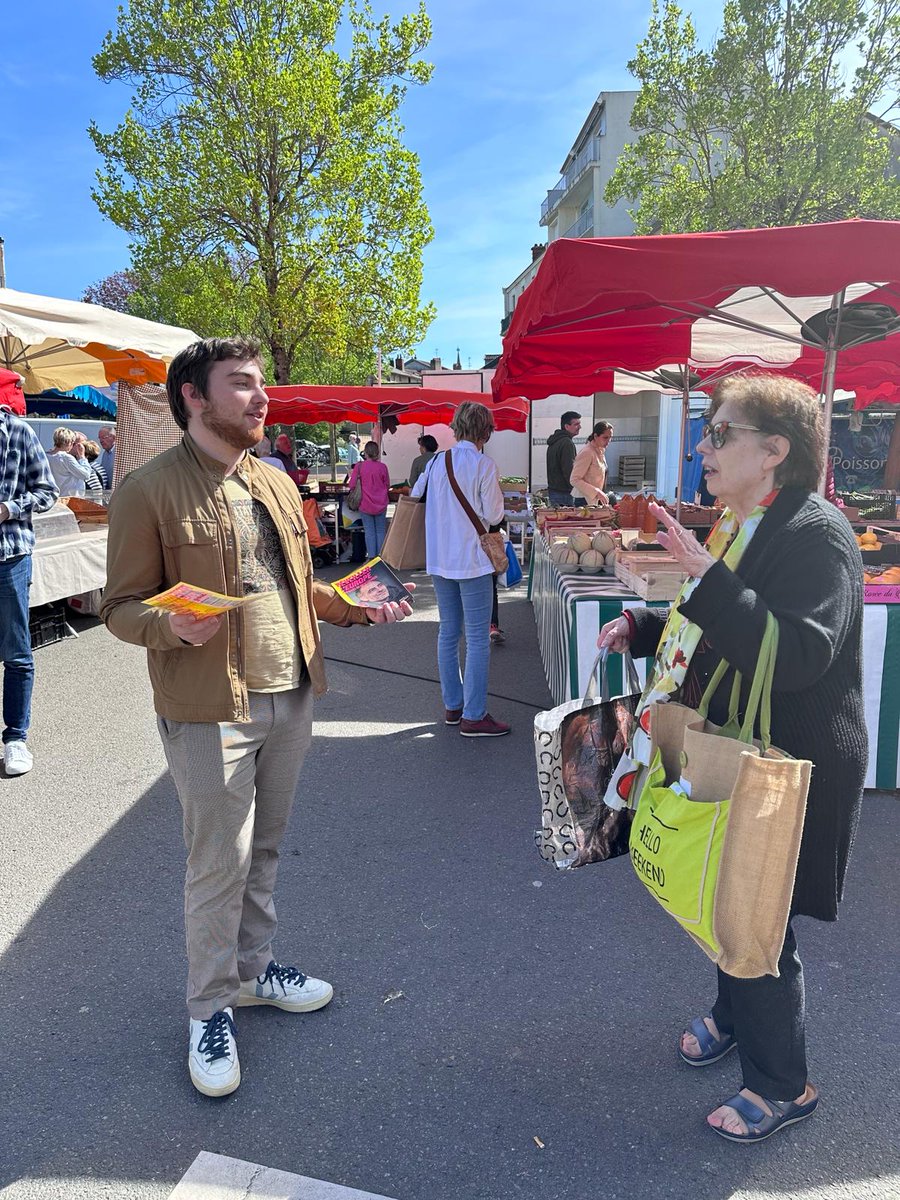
(410, 402), (508, 737)
(598, 373), (865, 1144)
(571, 420), (613, 505)
(47, 427), (94, 497)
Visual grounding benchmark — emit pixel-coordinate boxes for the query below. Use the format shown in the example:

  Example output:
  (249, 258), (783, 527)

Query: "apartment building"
(501, 90), (638, 338)
(501, 90), (664, 492)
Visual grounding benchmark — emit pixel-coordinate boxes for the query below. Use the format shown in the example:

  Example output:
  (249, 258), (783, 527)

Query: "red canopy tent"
(265, 383), (528, 432)
(493, 220), (900, 406)
(492, 220), (900, 511)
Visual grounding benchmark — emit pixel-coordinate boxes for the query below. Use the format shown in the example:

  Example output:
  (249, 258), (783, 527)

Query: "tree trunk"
(270, 340), (292, 386)
(883, 413), (900, 491)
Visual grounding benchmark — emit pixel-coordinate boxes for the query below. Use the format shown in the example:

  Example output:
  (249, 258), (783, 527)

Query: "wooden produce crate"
(614, 550), (688, 600)
(64, 497), (108, 525)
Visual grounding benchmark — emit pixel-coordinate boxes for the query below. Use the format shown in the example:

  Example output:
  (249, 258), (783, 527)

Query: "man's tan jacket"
(101, 433), (368, 722)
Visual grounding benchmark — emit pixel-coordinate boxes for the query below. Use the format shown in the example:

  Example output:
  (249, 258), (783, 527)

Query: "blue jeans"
(0, 555), (34, 744)
(360, 510), (387, 558)
(431, 573), (493, 721)
(548, 489), (573, 507)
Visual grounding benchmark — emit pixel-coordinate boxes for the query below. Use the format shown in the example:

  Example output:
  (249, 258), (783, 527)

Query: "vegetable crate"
(614, 550), (688, 600)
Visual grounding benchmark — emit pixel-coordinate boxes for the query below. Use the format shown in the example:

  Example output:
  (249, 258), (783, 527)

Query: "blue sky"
(1, 0), (723, 369)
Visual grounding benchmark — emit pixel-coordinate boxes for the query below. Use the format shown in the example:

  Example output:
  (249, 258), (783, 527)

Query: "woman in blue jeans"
(347, 441), (390, 558)
(410, 403), (509, 737)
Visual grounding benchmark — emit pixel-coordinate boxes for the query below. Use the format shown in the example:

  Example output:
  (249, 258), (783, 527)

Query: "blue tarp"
(29, 386), (117, 418)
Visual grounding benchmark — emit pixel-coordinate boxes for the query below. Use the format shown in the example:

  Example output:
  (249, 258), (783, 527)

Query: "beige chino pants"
(158, 685), (313, 1019)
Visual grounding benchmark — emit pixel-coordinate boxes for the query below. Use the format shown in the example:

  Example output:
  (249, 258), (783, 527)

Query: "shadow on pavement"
(1, 584), (896, 1199)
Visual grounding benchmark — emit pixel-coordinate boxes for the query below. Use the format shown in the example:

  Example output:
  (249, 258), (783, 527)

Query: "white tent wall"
(530, 390), (661, 491)
(379, 422), (528, 484)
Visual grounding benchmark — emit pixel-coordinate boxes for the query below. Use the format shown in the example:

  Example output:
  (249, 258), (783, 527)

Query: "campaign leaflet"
(331, 557), (411, 607)
(143, 582), (254, 618)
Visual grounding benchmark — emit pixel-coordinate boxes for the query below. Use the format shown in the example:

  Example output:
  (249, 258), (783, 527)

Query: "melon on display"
(568, 532), (593, 555)
(604, 549), (619, 568)
(555, 547), (580, 566)
(579, 548), (605, 573)
(550, 541), (572, 564)
(591, 531), (615, 555)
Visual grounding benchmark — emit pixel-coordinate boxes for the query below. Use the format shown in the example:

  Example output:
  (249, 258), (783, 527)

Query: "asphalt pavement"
(1, 566), (897, 1200)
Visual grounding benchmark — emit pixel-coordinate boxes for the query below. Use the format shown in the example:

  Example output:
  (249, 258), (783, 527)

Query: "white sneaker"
(4, 741), (33, 776)
(237, 960), (334, 1013)
(188, 1007), (240, 1097)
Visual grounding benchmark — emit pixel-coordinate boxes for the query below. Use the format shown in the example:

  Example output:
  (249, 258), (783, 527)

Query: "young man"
(545, 410), (582, 507)
(101, 337), (412, 1098)
(0, 372), (59, 777)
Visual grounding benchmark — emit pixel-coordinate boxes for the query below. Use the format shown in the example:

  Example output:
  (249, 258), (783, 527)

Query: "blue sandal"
(711, 1090), (819, 1143)
(678, 1016), (737, 1067)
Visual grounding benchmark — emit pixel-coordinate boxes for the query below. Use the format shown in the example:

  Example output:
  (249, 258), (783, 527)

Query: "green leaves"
(606, 0), (900, 232)
(89, 0), (434, 382)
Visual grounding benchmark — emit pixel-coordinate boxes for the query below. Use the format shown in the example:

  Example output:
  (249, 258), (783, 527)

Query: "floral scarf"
(606, 492), (778, 805)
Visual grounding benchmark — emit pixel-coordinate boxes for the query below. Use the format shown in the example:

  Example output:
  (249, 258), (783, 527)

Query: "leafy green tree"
(607, 0), (900, 232)
(89, 0), (435, 383)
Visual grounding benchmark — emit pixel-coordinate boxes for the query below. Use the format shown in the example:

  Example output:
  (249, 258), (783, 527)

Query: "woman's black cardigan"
(629, 487), (866, 922)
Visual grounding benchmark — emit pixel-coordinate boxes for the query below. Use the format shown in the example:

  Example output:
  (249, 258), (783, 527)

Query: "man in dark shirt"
(546, 411), (581, 506)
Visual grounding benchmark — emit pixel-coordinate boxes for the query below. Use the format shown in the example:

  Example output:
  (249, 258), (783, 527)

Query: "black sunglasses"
(701, 419), (763, 449)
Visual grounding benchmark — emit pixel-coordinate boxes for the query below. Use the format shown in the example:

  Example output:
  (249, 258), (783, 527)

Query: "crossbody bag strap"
(444, 449), (487, 535)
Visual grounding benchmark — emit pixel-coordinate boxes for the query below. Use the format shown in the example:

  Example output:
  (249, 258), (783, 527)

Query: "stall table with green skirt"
(862, 599), (900, 790)
(529, 533), (668, 704)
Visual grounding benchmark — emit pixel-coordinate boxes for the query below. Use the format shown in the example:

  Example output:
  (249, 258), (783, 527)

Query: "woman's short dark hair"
(363, 440), (380, 460)
(165, 336), (262, 431)
(709, 372), (824, 491)
(591, 421), (613, 438)
(419, 435), (438, 453)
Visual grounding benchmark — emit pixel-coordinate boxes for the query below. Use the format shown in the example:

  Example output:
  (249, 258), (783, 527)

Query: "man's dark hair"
(419, 434), (438, 452)
(166, 336), (262, 431)
(561, 411), (581, 427)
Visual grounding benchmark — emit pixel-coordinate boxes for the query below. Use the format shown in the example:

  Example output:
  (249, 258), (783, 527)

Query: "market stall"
(495, 220), (900, 789)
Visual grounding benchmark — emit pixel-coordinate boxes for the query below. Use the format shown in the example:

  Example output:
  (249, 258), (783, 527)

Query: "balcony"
(562, 206), (595, 239)
(540, 136), (602, 223)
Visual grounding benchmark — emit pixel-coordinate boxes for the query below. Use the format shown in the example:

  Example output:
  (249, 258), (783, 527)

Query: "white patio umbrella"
(0, 288), (198, 393)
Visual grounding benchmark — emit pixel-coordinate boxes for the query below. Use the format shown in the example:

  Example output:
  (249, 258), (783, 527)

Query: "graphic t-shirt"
(222, 474), (303, 692)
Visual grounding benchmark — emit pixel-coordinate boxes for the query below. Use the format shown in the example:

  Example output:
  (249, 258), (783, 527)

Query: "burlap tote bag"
(628, 615), (811, 978)
(534, 650), (642, 869)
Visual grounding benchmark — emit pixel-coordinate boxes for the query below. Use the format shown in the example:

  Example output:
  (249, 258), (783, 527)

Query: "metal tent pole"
(676, 379), (689, 521)
(819, 290), (844, 496)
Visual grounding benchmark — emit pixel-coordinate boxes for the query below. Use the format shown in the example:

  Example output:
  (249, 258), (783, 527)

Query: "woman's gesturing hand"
(598, 616), (631, 654)
(650, 502), (717, 579)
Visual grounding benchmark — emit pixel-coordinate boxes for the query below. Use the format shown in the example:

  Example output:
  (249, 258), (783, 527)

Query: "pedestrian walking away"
(546, 410), (581, 507)
(598, 373), (866, 1144)
(101, 336), (413, 1099)
(346, 440), (390, 558)
(0, 376), (59, 778)
(411, 401), (509, 737)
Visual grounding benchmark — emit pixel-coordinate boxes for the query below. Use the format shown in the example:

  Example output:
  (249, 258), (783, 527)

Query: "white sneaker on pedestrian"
(4, 741), (33, 776)
(188, 1007), (240, 1097)
(237, 960), (334, 1013)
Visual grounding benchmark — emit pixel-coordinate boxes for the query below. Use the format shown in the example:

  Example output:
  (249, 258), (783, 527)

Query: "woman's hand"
(597, 489), (608, 506)
(650, 502), (716, 579)
(598, 616), (631, 654)
(366, 582), (416, 624)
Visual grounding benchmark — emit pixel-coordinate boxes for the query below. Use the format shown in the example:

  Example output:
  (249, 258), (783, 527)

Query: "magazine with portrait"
(331, 557), (411, 607)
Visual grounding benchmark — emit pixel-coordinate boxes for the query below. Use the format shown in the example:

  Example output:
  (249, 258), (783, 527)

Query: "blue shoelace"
(197, 1010), (236, 1063)
(260, 961), (307, 992)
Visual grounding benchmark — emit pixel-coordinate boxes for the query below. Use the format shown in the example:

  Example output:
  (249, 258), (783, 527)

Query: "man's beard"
(200, 404), (264, 451)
